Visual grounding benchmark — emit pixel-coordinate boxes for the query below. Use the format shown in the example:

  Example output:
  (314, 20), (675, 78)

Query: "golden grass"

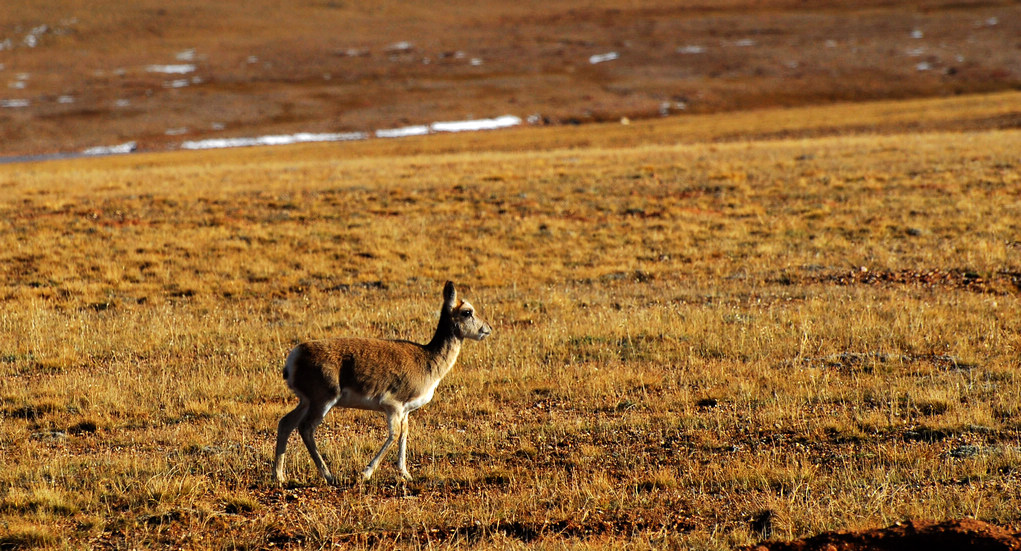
(1, 95), (1020, 549)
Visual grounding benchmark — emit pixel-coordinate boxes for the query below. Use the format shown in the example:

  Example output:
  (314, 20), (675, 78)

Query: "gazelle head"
(442, 281), (492, 341)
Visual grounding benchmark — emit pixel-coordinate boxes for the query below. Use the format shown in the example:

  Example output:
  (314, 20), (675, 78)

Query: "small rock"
(949, 445), (982, 458)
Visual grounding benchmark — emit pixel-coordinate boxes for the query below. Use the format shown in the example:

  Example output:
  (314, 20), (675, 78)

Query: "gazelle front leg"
(362, 410), (401, 481)
(396, 413), (412, 481)
(273, 399), (309, 483)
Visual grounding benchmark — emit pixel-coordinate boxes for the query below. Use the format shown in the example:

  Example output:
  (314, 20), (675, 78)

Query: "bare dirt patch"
(818, 267), (1021, 296)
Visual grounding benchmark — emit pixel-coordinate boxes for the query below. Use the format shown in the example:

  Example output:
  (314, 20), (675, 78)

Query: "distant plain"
(1, 0), (1019, 156)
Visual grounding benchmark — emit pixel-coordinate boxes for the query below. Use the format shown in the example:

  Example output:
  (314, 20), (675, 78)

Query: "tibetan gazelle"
(273, 281), (492, 483)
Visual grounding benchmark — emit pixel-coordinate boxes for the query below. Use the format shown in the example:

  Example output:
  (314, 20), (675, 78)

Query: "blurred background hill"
(1, 0), (1019, 156)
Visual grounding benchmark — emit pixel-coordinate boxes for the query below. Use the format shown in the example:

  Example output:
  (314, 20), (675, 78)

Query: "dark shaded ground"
(748, 520), (1021, 551)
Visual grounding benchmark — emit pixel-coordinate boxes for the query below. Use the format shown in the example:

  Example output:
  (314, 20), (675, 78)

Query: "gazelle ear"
(442, 281), (457, 312)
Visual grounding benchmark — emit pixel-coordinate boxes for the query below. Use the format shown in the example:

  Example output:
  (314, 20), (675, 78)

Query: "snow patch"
(589, 52), (619, 64)
(23, 25), (48, 48)
(10, 73), (29, 89)
(676, 45), (705, 54)
(83, 142), (137, 156)
(180, 115), (521, 151)
(375, 125), (430, 139)
(339, 48), (369, 57)
(1, 99), (29, 108)
(386, 41), (414, 53)
(147, 64), (196, 74)
(660, 101), (686, 116)
(180, 132), (368, 150)
(430, 115), (522, 132)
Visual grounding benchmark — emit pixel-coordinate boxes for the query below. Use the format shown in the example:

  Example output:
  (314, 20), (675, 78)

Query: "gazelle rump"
(273, 281), (492, 483)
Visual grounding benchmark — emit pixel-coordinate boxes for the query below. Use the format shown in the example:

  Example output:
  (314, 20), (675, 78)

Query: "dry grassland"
(1, 94), (1021, 549)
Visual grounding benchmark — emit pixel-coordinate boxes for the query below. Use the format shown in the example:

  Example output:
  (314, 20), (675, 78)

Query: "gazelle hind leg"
(362, 410), (401, 481)
(273, 400), (309, 482)
(297, 401), (337, 484)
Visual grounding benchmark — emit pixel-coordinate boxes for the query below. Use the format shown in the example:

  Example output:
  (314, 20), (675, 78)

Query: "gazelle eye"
(461, 310), (473, 318)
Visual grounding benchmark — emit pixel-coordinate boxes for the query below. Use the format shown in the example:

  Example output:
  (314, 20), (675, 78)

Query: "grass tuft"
(0, 526), (59, 550)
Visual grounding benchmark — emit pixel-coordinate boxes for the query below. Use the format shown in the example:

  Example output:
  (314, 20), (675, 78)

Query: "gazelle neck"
(426, 314), (462, 376)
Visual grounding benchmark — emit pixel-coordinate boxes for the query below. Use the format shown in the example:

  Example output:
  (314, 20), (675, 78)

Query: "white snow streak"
(146, 64), (196, 74)
(430, 115), (522, 132)
(180, 115), (522, 151)
(180, 132), (368, 150)
(375, 125), (430, 138)
(589, 52), (619, 64)
(83, 142), (137, 155)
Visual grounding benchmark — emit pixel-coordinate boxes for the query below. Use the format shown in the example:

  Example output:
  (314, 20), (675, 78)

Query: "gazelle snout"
(454, 299), (492, 341)
(473, 321), (493, 341)
(481, 322), (492, 338)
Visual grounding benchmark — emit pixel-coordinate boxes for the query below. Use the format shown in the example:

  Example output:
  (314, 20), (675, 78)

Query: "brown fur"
(288, 337), (457, 405)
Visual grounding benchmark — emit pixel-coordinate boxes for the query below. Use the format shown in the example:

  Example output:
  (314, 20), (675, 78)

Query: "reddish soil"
(748, 520), (1021, 551)
(2, 0), (1020, 156)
